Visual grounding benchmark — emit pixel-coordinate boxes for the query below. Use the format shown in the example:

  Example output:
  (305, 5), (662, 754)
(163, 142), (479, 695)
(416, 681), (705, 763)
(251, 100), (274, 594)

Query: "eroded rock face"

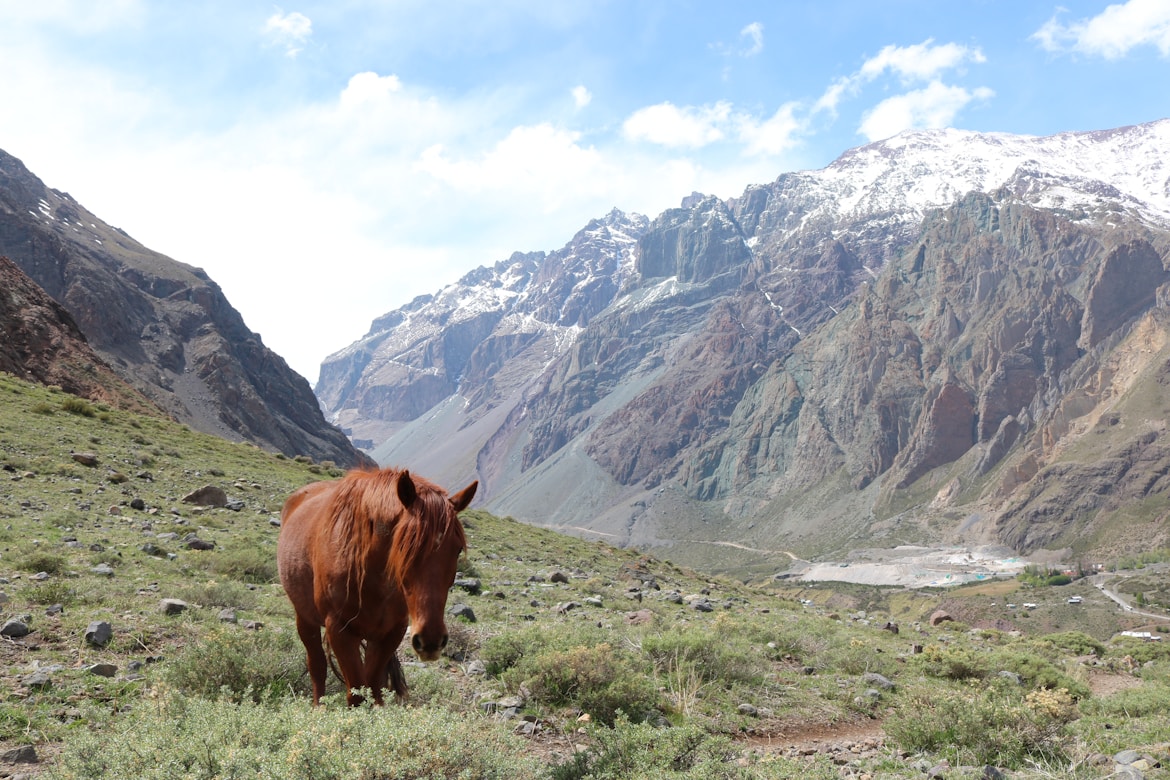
(0, 149), (370, 468)
(0, 255), (156, 412)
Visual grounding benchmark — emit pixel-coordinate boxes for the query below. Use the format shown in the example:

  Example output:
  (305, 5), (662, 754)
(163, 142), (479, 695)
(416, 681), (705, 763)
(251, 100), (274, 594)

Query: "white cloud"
(623, 101), (733, 148)
(859, 39), (985, 82)
(571, 85), (592, 109)
(340, 71), (403, 108)
(737, 103), (802, 155)
(858, 81), (994, 141)
(262, 9), (312, 58)
(1032, 0), (1170, 58)
(740, 22), (764, 57)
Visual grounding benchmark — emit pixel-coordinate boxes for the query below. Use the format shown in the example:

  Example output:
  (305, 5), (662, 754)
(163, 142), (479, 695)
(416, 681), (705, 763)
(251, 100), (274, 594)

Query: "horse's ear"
(449, 480), (478, 513)
(397, 470), (417, 508)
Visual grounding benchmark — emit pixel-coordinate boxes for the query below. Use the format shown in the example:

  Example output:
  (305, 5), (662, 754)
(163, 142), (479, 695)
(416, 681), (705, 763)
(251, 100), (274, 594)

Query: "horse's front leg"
(363, 624), (408, 704)
(325, 619), (367, 706)
(294, 616), (328, 706)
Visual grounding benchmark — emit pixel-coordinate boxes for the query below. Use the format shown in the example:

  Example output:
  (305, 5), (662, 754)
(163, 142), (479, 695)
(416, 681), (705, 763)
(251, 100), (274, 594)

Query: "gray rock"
(449, 603), (476, 622)
(182, 485), (228, 507)
(861, 672), (895, 690)
(91, 563), (115, 577)
(465, 660), (486, 675)
(218, 609), (238, 623)
(84, 621), (113, 646)
(583, 596), (604, 607)
(737, 703), (758, 716)
(453, 578), (481, 595)
(1114, 750), (1143, 765)
(1, 618), (30, 638)
(550, 571), (569, 584)
(71, 452), (99, 467)
(996, 670), (1022, 685)
(86, 663), (117, 678)
(22, 670), (52, 689)
(0, 744), (37, 763)
(160, 598), (188, 615)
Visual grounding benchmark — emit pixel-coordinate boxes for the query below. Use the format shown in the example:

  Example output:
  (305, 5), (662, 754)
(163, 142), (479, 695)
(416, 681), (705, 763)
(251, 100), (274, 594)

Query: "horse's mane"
(328, 468), (466, 586)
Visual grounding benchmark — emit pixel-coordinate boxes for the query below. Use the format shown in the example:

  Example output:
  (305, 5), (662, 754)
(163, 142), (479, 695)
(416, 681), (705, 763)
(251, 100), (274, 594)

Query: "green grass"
(2, 371), (1170, 777)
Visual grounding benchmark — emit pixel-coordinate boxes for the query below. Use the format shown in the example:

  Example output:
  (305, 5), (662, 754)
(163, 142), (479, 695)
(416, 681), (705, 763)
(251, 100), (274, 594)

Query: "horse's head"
(392, 471), (477, 662)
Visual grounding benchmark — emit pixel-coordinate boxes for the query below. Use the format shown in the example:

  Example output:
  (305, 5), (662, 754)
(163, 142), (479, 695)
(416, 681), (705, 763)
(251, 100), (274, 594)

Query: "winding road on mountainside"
(1092, 572), (1170, 623)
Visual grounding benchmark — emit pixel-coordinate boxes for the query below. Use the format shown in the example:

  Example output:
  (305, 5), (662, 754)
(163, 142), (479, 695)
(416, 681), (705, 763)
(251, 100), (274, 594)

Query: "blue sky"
(1, 1), (1169, 382)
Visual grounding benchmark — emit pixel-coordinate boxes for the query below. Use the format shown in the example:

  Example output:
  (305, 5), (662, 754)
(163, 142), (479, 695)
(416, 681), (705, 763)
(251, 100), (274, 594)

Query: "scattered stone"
(184, 534), (215, 551)
(453, 578), (481, 595)
(0, 745), (37, 764)
(450, 604), (476, 622)
(71, 452), (99, 467)
(160, 598), (188, 616)
(624, 609), (654, 626)
(662, 590), (684, 604)
(107, 472), (129, 484)
(861, 672), (895, 690)
(91, 563), (115, 577)
(737, 703), (759, 717)
(225, 499), (245, 511)
(85, 621), (113, 646)
(465, 659), (486, 675)
(129, 498), (146, 511)
(218, 609), (238, 623)
(240, 620), (263, 630)
(881, 621), (899, 634)
(86, 663), (117, 678)
(182, 485), (228, 507)
(30, 571), (50, 582)
(550, 571), (569, 584)
(555, 601), (581, 615)
(929, 610), (953, 626)
(22, 670), (52, 689)
(45, 603), (63, 616)
(1, 618), (30, 638)
(582, 596), (603, 607)
(268, 517), (282, 527)
(140, 543), (165, 557)
(997, 670), (1022, 685)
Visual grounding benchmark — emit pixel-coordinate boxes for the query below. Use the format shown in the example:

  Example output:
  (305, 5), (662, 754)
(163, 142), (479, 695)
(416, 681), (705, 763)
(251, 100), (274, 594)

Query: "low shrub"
(886, 680), (1074, 768)
(552, 716), (760, 780)
(505, 642), (660, 725)
(48, 693), (545, 780)
(163, 628), (309, 702)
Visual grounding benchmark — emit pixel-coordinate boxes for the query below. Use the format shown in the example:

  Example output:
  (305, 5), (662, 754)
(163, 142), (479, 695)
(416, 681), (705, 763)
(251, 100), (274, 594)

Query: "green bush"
(552, 716), (762, 780)
(202, 546), (279, 584)
(16, 552), (67, 575)
(505, 642), (661, 725)
(1036, 631), (1106, 658)
(163, 628), (309, 702)
(60, 397), (97, 417)
(913, 644), (989, 681)
(48, 693), (545, 780)
(886, 681), (1075, 768)
(641, 626), (764, 684)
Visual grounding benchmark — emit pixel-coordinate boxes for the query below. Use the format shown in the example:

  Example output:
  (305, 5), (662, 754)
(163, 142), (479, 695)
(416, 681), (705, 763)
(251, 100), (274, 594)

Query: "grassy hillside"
(1, 372), (1169, 778)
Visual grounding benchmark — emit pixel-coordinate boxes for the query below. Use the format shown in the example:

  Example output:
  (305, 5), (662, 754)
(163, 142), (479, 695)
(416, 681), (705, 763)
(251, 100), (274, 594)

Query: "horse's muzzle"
(411, 631), (448, 661)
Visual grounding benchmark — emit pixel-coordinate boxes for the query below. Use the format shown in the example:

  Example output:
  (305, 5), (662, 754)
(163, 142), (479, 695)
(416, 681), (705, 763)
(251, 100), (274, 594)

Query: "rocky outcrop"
(0, 149), (369, 468)
(0, 255), (156, 412)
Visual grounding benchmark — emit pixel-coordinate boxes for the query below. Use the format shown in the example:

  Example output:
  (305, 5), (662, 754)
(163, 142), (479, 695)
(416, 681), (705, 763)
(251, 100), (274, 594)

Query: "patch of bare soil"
(742, 716), (885, 755)
(1087, 669), (1143, 697)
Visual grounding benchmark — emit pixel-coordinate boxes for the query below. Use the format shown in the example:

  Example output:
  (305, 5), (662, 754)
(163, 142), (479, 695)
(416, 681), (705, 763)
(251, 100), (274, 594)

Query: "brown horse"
(277, 467), (477, 705)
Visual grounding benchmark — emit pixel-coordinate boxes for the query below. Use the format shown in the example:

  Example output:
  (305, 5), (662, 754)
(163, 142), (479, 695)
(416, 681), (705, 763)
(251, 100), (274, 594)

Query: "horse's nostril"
(440, 634), (449, 649)
(411, 634), (423, 651)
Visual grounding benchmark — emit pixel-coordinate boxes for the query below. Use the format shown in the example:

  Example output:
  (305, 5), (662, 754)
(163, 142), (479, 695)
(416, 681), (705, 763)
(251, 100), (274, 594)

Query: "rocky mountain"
(317, 120), (1170, 567)
(0, 149), (370, 468)
(0, 254), (156, 413)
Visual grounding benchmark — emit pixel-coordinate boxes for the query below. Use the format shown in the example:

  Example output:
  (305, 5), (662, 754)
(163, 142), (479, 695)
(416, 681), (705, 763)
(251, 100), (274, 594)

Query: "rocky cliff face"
(0, 150), (370, 468)
(0, 254), (156, 412)
(318, 120), (1170, 563)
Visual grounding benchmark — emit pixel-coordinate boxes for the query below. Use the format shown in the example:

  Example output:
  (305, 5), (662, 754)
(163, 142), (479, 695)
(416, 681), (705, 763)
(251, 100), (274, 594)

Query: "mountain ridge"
(319, 118), (1170, 567)
(0, 148), (371, 468)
